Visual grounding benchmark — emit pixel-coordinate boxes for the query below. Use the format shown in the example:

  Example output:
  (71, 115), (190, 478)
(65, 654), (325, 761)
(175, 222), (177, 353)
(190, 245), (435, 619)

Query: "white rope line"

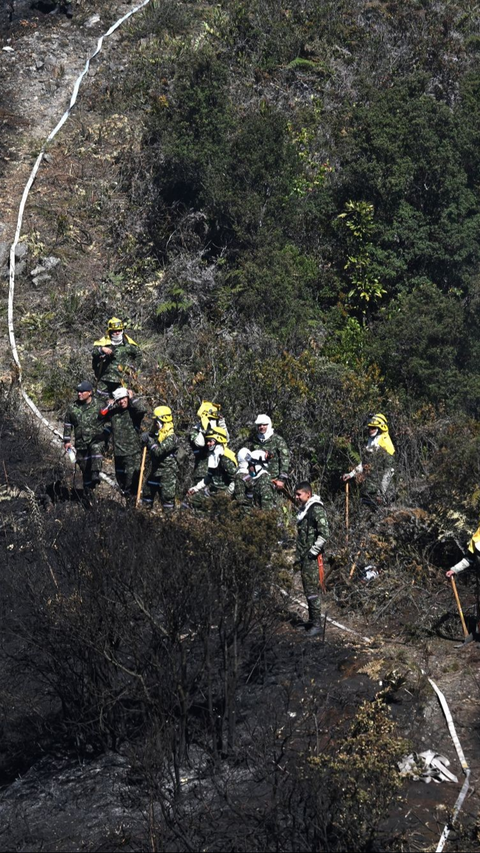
(280, 583), (470, 852)
(276, 585), (374, 643)
(426, 677), (471, 853)
(7, 0), (153, 446)
(5, 16), (473, 847)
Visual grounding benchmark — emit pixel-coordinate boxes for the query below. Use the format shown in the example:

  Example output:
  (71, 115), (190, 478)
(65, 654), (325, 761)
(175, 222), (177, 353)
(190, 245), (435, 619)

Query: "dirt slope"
(0, 4), (479, 852)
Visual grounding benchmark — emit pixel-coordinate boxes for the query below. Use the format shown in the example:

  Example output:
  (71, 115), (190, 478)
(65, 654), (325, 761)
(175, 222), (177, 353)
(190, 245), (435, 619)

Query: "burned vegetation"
(3, 0), (480, 851)
(1, 390), (480, 851)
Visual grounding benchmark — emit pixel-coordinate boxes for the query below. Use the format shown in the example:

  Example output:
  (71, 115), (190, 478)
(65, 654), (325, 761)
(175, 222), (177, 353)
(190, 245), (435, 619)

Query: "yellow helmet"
(367, 413), (389, 432)
(153, 405), (173, 423)
(205, 425), (228, 445)
(107, 316), (125, 332)
(197, 400), (221, 420)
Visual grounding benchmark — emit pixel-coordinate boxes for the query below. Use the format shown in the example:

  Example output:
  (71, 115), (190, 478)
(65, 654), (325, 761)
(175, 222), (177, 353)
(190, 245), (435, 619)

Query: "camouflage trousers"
(76, 443), (103, 490)
(234, 474), (276, 511)
(142, 467), (177, 510)
(251, 475), (276, 509)
(114, 452), (141, 496)
(188, 482), (232, 512)
(299, 556), (322, 625)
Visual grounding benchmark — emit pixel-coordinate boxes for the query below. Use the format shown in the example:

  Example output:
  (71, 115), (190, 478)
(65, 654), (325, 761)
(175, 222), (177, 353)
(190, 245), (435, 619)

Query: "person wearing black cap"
(63, 381), (107, 497)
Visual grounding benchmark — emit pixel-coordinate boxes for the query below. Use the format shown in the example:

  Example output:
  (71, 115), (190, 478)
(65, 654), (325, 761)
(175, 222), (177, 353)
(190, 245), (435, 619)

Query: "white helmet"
(113, 387), (128, 401)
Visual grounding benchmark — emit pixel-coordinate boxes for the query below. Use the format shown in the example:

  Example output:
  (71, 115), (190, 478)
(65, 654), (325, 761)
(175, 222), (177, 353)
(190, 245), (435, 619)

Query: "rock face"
(0, 242), (9, 270)
(30, 255), (60, 285)
(0, 241), (29, 278)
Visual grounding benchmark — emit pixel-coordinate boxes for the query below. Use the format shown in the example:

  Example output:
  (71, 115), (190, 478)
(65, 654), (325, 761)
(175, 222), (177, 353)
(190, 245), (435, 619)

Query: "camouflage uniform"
(189, 449), (237, 509)
(102, 397), (146, 496)
(142, 432), (179, 511)
(92, 335), (142, 396)
(296, 496), (329, 626)
(344, 420), (396, 513)
(360, 445), (395, 509)
(248, 431), (290, 506)
(189, 423), (210, 484)
(189, 418), (229, 485)
(235, 450), (276, 510)
(63, 398), (106, 490)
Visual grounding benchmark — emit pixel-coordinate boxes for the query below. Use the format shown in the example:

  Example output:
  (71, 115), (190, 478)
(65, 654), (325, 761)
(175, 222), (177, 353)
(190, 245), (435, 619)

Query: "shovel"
(450, 576), (474, 647)
(345, 480), (349, 544)
(136, 445), (148, 508)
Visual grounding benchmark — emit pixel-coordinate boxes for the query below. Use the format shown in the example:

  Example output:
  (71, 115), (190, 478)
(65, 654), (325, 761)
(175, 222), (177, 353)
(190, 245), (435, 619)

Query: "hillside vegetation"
(12, 0), (480, 514)
(2, 1), (480, 850)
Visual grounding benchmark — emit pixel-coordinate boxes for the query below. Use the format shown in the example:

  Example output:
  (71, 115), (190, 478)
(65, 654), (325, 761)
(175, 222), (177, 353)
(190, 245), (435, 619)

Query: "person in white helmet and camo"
(92, 316), (142, 397)
(247, 414), (290, 506)
(342, 413), (395, 509)
(100, 387), (146, 499)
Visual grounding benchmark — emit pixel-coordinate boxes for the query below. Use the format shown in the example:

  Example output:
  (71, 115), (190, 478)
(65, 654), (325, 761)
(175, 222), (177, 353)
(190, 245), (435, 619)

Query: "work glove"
(217, 417), (226, 429)
(187, 479), (206, 496)
(141, 432), (154, 447)
(194, 431), (205, 447)
(308, 550), (319, 560)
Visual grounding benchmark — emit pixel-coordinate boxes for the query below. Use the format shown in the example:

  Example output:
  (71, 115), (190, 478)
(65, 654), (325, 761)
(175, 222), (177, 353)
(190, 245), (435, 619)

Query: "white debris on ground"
(398, 750), (458, 784)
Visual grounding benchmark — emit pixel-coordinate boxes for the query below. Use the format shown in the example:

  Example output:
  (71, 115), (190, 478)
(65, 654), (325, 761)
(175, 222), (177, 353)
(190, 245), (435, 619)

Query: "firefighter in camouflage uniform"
(342, 413), (395, 510)
(92, 317), (142, 396)
(247, 415), (290, 506)
(295, 481), (329, 638)
(189, 401), (229, 488)
(63, 380), (106, 495)
(235, 447), (276, 510)
(101, 387), (146, 498)
(141, 405), (178, 512)
(187, 425), (237, 508)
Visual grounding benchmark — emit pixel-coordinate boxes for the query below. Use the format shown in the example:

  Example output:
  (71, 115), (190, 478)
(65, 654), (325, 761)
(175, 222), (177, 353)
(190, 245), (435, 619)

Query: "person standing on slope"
(248, 414), (290, 504)
(141, 405), (179, 513)
(342, 413), (395, 510)
(187, 425), (237, 508)
(446, 525), (480, 578)
(295, 481), (329, 638)
(92, 317), (142, 397)
(189, 400), (229, 489)
(100, 387), (146, 499)
(63, 380), (106, 499)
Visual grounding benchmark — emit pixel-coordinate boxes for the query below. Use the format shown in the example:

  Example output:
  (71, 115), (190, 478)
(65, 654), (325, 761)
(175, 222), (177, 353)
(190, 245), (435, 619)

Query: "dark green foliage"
(19, 0), (480, 483)
(331, 74), (480, 298)
(220, 244), (319, 339)
(290, 697), (407, 852)
(368, 283), (466, 408)
(141, 46), (303, 259)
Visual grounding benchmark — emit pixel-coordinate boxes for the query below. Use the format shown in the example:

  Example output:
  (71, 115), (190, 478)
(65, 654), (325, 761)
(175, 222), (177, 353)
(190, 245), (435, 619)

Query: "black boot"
(304, 597), (322, 637)
(305, 622), (322, 638)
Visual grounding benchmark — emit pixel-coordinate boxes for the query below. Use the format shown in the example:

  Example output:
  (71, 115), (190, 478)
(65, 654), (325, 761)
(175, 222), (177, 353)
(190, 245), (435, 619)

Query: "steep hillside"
(1, 2), (480, 851)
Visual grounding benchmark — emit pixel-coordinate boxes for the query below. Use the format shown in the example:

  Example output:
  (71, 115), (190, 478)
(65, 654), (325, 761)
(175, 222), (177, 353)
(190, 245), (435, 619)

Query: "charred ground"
(2, 2), (480, 851)
(1, 398), (480, 851)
